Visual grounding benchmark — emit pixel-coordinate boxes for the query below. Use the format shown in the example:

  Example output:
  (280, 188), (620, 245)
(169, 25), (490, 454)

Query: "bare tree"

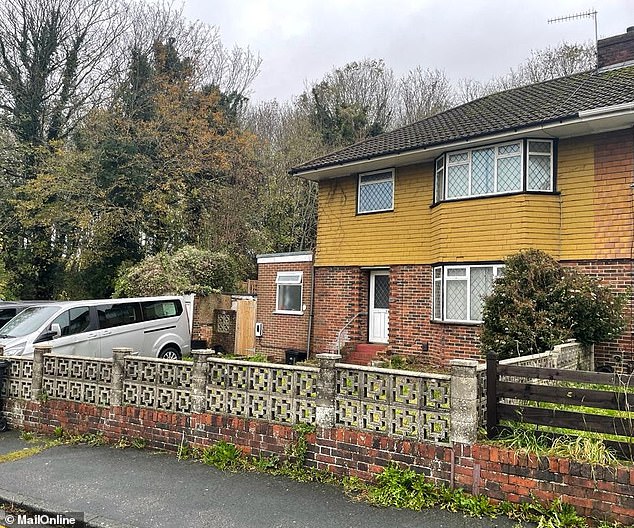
(125, 0), (261, 97)
(395, 67), (454, 126)
(0, 0), (128, 147)
(457, 41), (596, 103)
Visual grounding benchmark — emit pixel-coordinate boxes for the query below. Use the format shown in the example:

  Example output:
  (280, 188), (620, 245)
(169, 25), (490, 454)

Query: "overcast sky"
(181, 0), (633, 103)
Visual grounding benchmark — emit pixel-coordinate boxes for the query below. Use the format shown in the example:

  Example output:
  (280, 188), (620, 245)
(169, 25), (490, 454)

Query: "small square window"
(358, 170), (394, 213)
(276, 272), (303, 313)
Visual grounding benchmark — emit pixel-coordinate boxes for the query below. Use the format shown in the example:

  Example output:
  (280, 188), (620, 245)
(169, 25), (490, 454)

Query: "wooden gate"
(234, 298), (257, 356)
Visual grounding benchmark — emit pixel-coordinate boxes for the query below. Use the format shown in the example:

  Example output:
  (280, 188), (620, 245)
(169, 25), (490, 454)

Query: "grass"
(495, 422), (622, 466)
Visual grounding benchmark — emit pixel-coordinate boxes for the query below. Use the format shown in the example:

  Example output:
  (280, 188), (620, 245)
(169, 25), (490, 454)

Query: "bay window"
(435, 139), (553, 202)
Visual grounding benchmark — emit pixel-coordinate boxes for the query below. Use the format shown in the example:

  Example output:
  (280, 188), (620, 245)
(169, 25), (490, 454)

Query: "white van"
(0, 296), (191, 359)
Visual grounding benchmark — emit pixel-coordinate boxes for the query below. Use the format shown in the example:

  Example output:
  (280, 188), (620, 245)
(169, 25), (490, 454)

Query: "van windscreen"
(0, 305), (61, 338)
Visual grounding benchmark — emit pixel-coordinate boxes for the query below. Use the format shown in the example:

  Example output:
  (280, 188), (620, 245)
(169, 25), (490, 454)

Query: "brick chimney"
(597, 26), (634, 68)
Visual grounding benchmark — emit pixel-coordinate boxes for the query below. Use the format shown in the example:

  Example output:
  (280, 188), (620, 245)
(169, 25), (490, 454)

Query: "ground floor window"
(276, 271), (303, 314)
(432, 264), (503, 323)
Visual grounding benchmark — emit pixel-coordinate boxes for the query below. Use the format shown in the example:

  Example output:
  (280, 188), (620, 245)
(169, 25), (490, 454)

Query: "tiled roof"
(291, 65), (634, 174)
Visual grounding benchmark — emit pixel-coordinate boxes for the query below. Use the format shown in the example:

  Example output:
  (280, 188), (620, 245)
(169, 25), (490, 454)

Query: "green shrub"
(481, 249), (626, 359)
(113, 245), (237, 297)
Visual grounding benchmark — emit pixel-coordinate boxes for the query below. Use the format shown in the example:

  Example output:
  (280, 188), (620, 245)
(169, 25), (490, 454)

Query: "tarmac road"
(0, 431), (523, 528)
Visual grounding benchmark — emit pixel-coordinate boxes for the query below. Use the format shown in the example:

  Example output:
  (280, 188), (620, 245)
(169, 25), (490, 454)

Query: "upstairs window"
(527, 140), (553, 191)
(435, 139), (553, 202)
(276, 271), (303, 314)
(358, 169), (394, 214)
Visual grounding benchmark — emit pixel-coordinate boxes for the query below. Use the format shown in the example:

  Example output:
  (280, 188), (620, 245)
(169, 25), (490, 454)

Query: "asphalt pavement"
(0, 430), (521, 528)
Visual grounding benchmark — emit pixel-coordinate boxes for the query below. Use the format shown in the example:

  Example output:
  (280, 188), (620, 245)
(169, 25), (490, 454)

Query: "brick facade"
(7, 398), (633, 526)
(564, 260), (634, 371)
(306, 261), (634, 369)
(191, 294), (232, 348)
(255, 253), (313, 362)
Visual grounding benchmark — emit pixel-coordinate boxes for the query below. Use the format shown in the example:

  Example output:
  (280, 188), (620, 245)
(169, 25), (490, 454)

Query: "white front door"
(369, 271), (389, 344)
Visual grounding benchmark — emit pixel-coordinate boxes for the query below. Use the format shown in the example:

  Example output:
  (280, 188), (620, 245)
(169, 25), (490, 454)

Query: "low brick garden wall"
(1, 343), (632, 525)
(5, 398), (633, 525)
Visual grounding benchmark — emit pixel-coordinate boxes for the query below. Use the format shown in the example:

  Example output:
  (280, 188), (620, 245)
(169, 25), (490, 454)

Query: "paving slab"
(0, 439), (524, 528)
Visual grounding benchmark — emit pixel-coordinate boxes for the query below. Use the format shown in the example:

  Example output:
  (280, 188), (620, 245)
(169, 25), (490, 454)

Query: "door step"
(343, 343), (387, 366)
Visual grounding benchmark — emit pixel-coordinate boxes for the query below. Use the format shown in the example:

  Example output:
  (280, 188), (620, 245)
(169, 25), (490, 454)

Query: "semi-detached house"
(255, 27), (634, 371)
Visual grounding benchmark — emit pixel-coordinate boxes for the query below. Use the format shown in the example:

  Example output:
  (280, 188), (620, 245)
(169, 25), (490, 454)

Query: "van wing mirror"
(50, 323), (62, 338)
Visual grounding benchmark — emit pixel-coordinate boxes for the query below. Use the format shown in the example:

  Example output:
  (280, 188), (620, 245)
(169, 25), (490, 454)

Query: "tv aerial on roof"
(548, 9), (598, 47)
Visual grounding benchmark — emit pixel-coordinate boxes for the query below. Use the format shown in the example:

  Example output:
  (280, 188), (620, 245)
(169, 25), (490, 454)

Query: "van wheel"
(159, 346), (181, 361)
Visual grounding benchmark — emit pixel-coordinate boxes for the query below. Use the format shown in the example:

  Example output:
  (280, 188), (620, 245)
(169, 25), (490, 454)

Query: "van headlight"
(3, 342), (26, 356)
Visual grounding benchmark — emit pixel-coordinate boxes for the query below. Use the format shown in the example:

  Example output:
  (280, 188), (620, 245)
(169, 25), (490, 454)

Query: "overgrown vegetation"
(481, 249), (626, 359)
(114, 246), (238, 297)
(495, 422), (621, 467)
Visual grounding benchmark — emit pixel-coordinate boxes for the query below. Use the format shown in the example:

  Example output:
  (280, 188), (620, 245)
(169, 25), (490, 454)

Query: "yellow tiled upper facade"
(315, 131), (634, 266)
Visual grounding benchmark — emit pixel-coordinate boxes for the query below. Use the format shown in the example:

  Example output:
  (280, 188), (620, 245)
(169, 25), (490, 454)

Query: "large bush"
(113, 246), (237, 297)
(481, 249), (626, 359)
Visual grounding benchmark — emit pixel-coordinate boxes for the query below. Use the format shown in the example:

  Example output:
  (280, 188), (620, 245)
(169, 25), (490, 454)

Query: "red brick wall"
(8, 398), (634, 526)
(312, 266), (368, 354)
(564, 260), (634, 371)
(256, 259), (314, 361)
(312, 261), (633, 369)
(597, 28), (634, 68)
(312, 265), (483, 365)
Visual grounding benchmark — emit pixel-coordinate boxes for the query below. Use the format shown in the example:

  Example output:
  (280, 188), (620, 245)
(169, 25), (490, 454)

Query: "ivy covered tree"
(480, 249), (626, 359)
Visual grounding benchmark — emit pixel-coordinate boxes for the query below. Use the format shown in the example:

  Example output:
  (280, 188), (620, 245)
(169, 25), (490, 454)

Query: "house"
(256, 27), (634, 370)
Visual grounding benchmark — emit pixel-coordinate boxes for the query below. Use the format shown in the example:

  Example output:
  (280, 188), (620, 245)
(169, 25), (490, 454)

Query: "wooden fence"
(486, 353), (634, 458)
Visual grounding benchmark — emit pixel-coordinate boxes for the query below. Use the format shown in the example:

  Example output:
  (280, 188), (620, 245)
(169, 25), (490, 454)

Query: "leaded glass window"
(434, 265), (503, 323)
(527, 140), (553, 191)
(436, 140), (552, 202)
(358, 170), (394, 213)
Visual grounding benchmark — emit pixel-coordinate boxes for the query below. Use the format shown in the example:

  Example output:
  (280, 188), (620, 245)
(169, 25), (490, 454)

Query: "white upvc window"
(275, 271), (303, 314)
(358, 169), (394, 214)
(432, 265), (504, 323)
(435, 139), (553, 202)
(434, 157), (445, 202)
(527, 140), (554, 191)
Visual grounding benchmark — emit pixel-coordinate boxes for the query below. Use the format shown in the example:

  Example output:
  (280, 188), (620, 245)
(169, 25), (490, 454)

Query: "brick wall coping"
(499, 351), (552, 366)
(335, 362), (451, 380)
(209, 356), (319, 373)
(38, 353), (113, 364)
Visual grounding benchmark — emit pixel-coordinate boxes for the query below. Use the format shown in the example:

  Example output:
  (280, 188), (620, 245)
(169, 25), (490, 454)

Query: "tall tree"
(303, 59), (395, 147)
(0, 0), (127, 149)
(13, 40), (259, 297)
(395, 67), (454, 126)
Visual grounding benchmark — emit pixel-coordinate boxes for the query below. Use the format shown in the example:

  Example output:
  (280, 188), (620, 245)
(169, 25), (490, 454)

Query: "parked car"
(0, 296), (191, 359)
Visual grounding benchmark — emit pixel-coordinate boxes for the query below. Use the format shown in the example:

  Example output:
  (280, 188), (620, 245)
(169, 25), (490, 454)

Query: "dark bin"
(285, 349), (307, 365)
(191, 339), (208, 350)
